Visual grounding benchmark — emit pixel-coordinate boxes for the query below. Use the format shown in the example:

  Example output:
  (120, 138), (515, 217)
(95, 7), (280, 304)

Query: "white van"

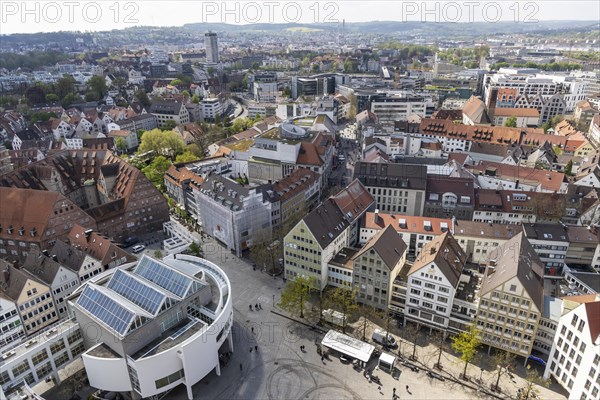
(372, 329), (397, 348)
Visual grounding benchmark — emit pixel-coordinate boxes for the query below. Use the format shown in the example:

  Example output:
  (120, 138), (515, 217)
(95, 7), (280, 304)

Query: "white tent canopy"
(321, 330), (375, 363)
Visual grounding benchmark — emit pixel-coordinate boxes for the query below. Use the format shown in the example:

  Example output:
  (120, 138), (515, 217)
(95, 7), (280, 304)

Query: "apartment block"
(284, 180), (374, 290)
(352, 225), (407, 311)
(544, 295), (600, 400)
(475, 233), (544, 358)
(353, 161), (427, 216)
(404, 232), (467, 331)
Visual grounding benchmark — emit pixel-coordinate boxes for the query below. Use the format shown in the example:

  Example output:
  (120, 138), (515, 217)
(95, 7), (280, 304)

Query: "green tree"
(162, 120), (178, 131)
(281, 87), (292, 98)
(189, 242), (203, 257)
(29, 111), (55, 124)
(504, 116), (518, 127)
(56, 75), (76, 99)
(115, 137), (128, 153)
(135, 89), (151, 108)
(153, 250), (163, 259)
(279, 275), (316, 318)
(25, 85), (47, 104)
(45, 93), (59, 103)
(181, 90), (191, 98)
(87, 75), (107, 99)
(141, 156), (171, 190)
(138, 129), (185, 158)
(311, 63), (320, 73)
(191, 94), (200, 104)
(175, 151), (200, 164)
(85, 91), (99, 102)
(565, 160), (573, 175)
(327, 287), (358, 333)
(451, 324), (481, 380)
(61, 92), (77, 108)
(170, 79), (184, 86)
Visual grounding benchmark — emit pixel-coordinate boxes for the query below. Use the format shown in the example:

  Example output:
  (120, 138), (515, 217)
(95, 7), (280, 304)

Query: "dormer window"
(7, 225), (13, 234)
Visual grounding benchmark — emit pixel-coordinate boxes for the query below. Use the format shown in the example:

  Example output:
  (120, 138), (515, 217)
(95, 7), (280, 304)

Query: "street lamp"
(272, 294), (275, 307)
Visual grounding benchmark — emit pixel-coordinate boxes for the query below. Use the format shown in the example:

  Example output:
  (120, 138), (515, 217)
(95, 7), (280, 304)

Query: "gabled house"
(404, 232), (467, 331)
(21, 250), (80, 319)
(0, 263), (59, 336)
(352, 225), (407, 311)
(284, 179), (375, 289)
(475, 233), (544, 359)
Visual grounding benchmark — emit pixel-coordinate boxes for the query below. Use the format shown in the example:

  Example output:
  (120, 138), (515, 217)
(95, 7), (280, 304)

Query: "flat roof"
(379, 352), (396, 364)
(321, 330), (374, 363)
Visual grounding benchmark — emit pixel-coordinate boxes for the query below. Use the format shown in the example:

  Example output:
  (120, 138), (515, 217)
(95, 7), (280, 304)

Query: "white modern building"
(201, 97), (224, 122)
(194, 174), (277, 256)
(0, 296), (25, 351)
(0, 319), (85, 396)
(72, 254), (233, 400)
(253, 81), (278, 103)
(544, 296), (600, 400)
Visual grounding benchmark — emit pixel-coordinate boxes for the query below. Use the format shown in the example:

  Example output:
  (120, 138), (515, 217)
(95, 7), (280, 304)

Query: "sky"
(0, 1), (598, 34)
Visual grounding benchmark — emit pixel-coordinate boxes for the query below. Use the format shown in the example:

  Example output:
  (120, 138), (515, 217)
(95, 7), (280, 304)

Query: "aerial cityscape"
(1, 1), (600, 400)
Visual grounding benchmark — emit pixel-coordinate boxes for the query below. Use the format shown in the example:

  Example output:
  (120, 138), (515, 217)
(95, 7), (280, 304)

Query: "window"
(12, 360), (30, 377)
(32, 349), (49, 365)
(155, 369), (185, 389)
(50, 339), (66, 355)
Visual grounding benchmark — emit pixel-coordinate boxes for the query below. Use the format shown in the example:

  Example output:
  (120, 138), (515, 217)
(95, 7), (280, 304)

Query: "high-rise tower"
(205, 31), (219, 63)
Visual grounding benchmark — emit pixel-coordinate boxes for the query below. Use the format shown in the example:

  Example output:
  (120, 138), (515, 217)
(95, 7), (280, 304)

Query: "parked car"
(131, 244), (146, 254)
(123, 236), (139, 248)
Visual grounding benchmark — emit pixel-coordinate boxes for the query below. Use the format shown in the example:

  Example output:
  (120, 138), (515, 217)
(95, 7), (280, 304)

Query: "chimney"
(84, 229), (93, 238)
(42, 249), (50, 257)
(52, 255), (58, 262)
(430, 246), (436, 255)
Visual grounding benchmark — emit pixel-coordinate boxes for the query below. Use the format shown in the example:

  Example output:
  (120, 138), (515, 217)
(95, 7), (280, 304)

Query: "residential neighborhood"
(0, 4), (599, 400)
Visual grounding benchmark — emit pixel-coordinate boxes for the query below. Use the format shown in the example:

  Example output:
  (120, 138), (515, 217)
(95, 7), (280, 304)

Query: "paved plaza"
(158, 228), (568, 400)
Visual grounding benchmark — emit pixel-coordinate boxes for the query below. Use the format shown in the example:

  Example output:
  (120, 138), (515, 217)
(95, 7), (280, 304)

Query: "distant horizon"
(1, 1), (599, 35)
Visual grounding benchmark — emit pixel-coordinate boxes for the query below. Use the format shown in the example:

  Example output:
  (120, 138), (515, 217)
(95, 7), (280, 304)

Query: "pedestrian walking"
(393, 388), (396, 395)
(259, 303), (262, 309)
(255, 345), (258, 351)
(240, 363), (243, 371)
(249, 304), (252, 311)
(251, 327), (254, 334)
(255, 303), (259, 310)
(249, 347), (252, 353)
(406, 385), (409, 391)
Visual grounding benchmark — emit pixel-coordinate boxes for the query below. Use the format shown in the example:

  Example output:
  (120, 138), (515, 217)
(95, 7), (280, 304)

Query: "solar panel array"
(77, 285), (134, 336)
(135, 257), (192, 298)
(107, 269), (165, 315)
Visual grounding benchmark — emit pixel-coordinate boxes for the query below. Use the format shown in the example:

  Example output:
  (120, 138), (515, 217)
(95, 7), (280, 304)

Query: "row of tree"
(279, 277), (547, 396)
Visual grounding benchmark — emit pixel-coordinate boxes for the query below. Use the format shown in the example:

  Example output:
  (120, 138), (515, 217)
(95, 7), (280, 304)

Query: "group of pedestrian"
(249, 303), (262, 311)
(300, 345), (305, 352)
